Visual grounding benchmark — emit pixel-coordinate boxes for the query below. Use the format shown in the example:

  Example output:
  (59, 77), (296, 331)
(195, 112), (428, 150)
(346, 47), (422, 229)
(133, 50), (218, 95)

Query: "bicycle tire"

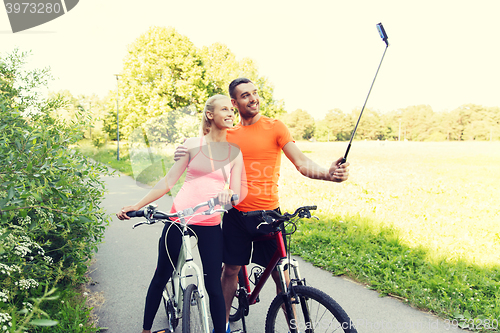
(265, 285), (357, 333)
(162, 281), (178, 331)
(182, 284), (205, 333)
(229, 268), (246, 322)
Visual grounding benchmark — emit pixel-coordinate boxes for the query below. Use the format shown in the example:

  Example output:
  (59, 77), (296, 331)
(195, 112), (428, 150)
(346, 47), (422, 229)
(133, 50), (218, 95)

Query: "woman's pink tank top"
(170, 138), (232, 226)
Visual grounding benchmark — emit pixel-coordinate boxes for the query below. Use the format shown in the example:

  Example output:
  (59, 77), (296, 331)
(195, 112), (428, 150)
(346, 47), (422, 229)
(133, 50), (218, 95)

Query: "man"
(175, 78), (349, 329)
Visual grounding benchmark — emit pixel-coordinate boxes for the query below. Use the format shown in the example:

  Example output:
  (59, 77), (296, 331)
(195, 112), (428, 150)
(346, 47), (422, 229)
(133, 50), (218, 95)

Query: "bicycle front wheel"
(265, 285), (357, 333)
(182, 284), (206, 333)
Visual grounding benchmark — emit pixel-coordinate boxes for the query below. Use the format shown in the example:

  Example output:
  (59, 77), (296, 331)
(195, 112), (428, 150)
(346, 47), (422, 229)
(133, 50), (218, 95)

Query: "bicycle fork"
(178, 229), (211, 332)
(236, 258), (304, 333)
(278, 258), (310, 333)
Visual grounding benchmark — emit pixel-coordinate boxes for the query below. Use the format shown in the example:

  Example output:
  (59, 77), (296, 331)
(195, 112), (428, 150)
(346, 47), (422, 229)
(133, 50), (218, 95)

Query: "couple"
(117, 78), (350, 333)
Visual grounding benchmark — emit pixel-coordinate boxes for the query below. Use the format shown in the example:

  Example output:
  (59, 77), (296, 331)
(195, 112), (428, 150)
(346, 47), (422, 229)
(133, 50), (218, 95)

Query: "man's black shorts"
(222, 207), (286, 268)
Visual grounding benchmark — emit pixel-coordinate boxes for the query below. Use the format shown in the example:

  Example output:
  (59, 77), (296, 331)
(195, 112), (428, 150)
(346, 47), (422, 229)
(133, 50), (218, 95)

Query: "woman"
(117, 95), (245, 333)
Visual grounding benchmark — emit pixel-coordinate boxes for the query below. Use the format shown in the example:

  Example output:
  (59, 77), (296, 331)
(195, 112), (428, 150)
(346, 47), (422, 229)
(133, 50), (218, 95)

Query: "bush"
(0, 49), (111, 332)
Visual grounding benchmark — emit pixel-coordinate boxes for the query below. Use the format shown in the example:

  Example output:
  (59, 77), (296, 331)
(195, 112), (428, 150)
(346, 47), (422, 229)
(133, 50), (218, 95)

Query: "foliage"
(100, 26), (285, 141)
(280, 109), (315, 140)
(135, 105), (200, 145)
(313, 104), (500, 142)
(75, 139), (183, 194)
(199, 42), (239, 97)
(314, 108), (352, 142)
(0, 49), (110, 332)
(114, 26), (206, 139)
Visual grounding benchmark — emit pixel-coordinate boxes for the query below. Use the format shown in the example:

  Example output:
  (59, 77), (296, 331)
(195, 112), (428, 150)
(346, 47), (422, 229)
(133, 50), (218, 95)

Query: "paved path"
(88, 172), (465, 333)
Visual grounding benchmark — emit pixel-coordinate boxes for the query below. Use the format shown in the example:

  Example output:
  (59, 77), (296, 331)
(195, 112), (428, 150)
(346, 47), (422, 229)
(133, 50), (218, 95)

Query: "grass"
(75, 139), (183, 192)
(35, 289), (100, 333)
(77, 139), (500, 331)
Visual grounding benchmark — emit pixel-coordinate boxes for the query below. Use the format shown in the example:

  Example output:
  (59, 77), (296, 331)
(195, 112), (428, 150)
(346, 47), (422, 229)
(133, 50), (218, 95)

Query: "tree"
(281, 109), (315, 140)
(351, 107), (387, 140)
(102, 27), (285, 141)
(116, 26), (206, 139)
(200, 42), (239, 96)
(324, 108), (352, 141)
(398, 105), (435, 141)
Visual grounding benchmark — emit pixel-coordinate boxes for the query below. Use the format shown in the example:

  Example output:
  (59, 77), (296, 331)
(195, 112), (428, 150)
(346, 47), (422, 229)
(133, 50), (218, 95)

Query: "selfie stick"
(341, 23), (389, 164)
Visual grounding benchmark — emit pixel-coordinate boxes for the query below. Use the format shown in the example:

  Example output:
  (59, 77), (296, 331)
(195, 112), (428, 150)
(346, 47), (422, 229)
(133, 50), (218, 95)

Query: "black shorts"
(222, 207), (286, 268)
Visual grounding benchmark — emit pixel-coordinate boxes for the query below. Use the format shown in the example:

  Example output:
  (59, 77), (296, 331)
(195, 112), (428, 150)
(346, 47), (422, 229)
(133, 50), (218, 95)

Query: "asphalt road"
(88, 172), (465, 333)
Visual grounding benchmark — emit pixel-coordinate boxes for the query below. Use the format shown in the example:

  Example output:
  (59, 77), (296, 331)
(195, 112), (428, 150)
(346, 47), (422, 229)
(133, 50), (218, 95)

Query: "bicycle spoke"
(182, 284), (206, 333)
(265, 286), (357, 333)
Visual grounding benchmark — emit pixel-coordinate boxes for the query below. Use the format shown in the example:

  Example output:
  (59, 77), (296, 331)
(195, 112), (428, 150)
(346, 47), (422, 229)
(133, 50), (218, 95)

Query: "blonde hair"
(201, 94), (229, 135)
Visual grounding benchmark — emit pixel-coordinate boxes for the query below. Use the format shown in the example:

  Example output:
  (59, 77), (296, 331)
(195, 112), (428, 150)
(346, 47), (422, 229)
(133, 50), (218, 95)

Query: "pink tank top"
(170, 138), (232, 226)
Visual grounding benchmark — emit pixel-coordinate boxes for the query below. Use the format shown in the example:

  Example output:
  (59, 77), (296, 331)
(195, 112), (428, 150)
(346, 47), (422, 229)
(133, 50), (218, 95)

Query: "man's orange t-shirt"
(227, 116), (293, 212)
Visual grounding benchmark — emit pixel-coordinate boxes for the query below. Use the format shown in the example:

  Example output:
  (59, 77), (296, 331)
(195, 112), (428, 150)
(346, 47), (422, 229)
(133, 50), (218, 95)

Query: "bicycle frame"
(128, 195), (238, 333)
(164, 220), (210, 332)
(235, 225), (305, 330)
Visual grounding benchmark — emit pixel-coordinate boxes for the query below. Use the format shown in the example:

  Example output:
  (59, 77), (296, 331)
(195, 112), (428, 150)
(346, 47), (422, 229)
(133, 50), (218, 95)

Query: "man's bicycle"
(228, 206), (358, 333)
(126, 195), (238, 333)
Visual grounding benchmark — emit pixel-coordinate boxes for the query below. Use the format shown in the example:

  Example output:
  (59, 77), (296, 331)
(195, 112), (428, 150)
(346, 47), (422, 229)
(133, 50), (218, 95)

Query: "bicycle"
(228, 205), (358, 333)
(126, 195), (238, 333)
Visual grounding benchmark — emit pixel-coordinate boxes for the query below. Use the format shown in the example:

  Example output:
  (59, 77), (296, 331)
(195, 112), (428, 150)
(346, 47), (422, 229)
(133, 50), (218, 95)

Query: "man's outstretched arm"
(282, 142), (349, 182)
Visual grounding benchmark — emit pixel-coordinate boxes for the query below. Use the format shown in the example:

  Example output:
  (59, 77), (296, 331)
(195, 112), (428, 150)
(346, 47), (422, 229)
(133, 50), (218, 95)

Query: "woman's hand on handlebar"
(116, 205), (140, 220)
(217, 189), (235, 206)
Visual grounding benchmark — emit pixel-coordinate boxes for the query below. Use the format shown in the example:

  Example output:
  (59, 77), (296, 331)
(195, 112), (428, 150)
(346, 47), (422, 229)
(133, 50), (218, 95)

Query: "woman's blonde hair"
(201, 94), (230, 135)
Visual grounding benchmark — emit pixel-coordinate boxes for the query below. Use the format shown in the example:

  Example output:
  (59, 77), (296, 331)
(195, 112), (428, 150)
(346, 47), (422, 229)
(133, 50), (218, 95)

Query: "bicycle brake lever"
(256, 222), (268, 229)
(312, 215), (320, 220)
(132, 221), (149, 229)
(202, 208), (227, 215)
(256, 214), (275, 229)
(132, 219), (158, 229)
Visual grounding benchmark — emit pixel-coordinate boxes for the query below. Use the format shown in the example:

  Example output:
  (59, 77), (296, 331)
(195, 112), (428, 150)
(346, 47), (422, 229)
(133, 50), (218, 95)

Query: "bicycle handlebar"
(126, 194), (239, 227)
(243, 205), (318, 231)
(244, 205), (317, 220)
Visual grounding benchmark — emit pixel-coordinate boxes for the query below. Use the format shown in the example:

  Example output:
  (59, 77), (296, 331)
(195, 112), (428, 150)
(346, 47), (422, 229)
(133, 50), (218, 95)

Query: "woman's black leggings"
(143, 222), (226, 332)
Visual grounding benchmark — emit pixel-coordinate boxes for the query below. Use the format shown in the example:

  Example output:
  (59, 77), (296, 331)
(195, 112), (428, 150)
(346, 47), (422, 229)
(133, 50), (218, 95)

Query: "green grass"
(34, 289), (100, 333)
(290, 215), (500, 331)
(75, 139), (183, 192)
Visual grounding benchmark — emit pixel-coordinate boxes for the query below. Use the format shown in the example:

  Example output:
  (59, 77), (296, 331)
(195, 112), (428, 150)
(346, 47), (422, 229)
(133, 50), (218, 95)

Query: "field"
(279, 140), (500, 267)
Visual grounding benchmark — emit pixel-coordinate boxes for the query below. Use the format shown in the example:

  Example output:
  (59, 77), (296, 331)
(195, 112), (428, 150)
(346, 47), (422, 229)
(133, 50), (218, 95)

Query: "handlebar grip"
(303, 205), (317, 211)
(126, 210), (144, 218)
(245, 210), (264, 217)
(213, 194), (239, 206)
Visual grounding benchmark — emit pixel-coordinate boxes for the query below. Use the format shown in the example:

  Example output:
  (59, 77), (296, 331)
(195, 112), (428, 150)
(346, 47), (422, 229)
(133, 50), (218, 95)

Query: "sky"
(1, 0), (499, 120)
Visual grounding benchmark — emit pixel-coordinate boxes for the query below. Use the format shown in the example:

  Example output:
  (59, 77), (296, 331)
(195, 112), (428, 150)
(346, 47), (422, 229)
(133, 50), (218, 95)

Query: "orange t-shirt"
(227, 116), (293, 212)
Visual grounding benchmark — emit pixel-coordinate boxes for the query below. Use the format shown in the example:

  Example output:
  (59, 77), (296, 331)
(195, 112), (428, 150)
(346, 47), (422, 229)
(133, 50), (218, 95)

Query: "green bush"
(0, 49), (110, 332)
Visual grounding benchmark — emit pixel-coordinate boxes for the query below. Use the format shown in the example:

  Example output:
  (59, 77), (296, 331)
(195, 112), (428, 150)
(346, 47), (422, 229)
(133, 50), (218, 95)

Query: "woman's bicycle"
(228, 205), (358, 333)
(126, 195), (237, 333)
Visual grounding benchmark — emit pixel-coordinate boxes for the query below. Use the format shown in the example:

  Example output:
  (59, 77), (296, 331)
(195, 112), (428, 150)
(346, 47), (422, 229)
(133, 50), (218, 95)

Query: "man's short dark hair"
(229, 77), (253, 99)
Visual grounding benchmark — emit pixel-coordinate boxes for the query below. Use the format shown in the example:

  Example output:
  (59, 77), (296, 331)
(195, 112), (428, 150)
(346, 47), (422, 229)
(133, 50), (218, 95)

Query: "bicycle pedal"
(231, 330), (244, 333)
(152, 329), (171, 333)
